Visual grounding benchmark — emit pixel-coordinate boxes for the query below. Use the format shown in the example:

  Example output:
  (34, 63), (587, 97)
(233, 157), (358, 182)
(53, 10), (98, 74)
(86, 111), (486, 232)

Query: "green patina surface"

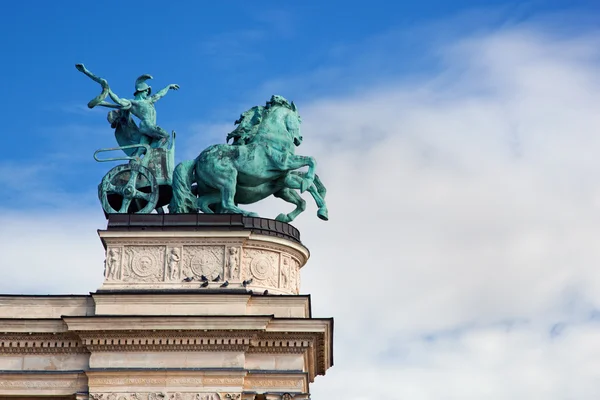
(77, 65), (328, 222)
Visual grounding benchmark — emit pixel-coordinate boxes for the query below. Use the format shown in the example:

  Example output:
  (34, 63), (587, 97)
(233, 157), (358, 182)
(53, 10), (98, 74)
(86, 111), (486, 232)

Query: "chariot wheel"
(98, 163), (159, 214)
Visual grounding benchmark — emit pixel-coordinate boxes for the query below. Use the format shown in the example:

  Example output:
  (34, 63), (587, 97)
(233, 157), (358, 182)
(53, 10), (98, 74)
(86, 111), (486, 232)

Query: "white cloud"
(2, 18), (600, 400)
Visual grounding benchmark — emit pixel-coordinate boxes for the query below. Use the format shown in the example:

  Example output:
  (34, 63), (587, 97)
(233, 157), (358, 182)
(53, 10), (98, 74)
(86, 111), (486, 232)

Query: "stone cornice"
(0, 319), (69, 333)
(0, 296), (94, 319)
(0, 332), (88, 354)
(63, 315), (275, 331)
(266, 318), (333, 333)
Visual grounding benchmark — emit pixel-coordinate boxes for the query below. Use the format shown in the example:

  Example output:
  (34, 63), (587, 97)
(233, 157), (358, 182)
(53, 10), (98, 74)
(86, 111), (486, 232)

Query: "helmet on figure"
(134, 74), (153, 95)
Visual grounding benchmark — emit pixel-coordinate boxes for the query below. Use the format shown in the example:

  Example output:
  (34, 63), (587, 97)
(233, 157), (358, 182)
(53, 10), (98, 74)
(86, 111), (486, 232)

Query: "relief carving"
(183, 246), (224, 281)
(243, 249), (279, 287)
(122, 246), (165, 282)
(280, 256), (290, 289)
(169, 394), (219, 400)
(290, 258), (300, 294)
(105, 248), (121, 280)
(225, 247), (241, 280)
(167, 247), (181, 281)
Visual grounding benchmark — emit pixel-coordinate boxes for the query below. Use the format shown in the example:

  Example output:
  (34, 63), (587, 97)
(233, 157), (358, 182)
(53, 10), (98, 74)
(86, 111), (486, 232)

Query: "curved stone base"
(99, 215), (309, 295)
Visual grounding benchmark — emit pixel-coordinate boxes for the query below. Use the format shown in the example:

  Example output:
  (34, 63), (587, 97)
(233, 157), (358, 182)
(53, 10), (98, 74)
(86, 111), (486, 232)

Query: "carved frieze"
(203, 377), (244, 386)
(244, 378), (304, 389)
(221, 394), (241, 400)
(99, 235), (306, 294)
(89, 394), (221, 400)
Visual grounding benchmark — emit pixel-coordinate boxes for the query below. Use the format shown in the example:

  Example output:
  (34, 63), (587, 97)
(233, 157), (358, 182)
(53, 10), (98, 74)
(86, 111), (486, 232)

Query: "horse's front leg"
(282, 154), (316, 193)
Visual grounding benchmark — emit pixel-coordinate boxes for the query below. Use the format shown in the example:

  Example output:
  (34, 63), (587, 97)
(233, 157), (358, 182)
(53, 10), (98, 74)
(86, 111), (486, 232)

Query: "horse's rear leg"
(274, 188), (306, 223)
(217, 169), (258, 217)
(197, 192), (221, 214)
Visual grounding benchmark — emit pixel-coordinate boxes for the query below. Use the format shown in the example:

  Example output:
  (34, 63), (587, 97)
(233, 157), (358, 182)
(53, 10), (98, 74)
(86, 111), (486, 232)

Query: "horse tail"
(169, 159), (198, 213)
(291, 171), (327, 199)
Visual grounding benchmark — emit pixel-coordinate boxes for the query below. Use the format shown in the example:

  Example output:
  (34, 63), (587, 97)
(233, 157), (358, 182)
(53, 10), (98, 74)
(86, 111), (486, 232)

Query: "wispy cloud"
(3, 11), (600, 400)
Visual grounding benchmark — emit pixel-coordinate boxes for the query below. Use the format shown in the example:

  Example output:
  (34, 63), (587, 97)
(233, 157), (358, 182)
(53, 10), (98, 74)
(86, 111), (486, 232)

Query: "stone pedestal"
(0, 215), (333, 400)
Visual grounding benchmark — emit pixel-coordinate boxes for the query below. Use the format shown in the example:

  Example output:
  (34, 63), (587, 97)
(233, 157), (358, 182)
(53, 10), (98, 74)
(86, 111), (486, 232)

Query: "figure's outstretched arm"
(107, 89), (131, 109)
(75, 64), (131, 109)
(151, 84), (180, 102)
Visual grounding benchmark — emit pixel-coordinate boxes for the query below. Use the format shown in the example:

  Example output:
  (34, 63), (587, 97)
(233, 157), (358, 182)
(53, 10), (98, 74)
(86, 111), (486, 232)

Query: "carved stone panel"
(243, 249), (279, 287)
(182, 246), (225, 281)
(280, 255), (291, 290)
(105, 247), (123, 281)
(166, 247), (182, 282)
(225, 247), (241, 281)
(122, 246), (166, 282)
(290, 258), (300, 295)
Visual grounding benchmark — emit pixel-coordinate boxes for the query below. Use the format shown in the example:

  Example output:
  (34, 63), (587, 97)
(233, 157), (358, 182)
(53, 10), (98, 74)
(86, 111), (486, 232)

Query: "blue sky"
(3, 1), (600, 399)
(2, 0), (599, 209)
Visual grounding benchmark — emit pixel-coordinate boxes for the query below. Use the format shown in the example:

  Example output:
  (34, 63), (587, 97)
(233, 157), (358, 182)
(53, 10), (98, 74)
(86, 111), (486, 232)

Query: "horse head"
(263, 95), (303, 148)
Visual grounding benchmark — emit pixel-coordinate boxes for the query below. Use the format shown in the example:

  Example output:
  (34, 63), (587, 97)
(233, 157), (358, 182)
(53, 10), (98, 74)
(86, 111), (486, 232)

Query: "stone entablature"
(0, 292), (332, 398)
(0, 216), (332, 399)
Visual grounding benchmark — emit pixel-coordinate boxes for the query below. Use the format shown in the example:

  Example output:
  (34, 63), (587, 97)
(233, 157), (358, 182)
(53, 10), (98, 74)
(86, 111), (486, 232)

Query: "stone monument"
(0, 66), (333, 400)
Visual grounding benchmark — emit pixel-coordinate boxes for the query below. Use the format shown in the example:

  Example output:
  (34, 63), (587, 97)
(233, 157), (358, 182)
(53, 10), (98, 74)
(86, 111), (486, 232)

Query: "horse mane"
(226, 95), (299, 145)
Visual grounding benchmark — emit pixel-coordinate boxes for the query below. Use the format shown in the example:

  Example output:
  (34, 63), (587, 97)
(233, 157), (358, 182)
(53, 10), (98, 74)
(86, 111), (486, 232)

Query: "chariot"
(94, 132), (175, 215)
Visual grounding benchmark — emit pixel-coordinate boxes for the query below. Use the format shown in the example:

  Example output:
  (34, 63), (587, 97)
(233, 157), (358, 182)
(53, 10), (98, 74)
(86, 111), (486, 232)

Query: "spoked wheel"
(98, 163), (158, 214)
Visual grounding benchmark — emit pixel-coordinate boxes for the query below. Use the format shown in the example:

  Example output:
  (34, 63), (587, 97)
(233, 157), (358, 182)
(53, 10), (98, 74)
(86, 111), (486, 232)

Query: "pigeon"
(220, 281), (229, 288)
(212, 274), (221, 282)
(183, 277), (194, 282)
(242, 279), (253, 287)
(200, 275), (208, 281)
(200, 280), (209, 288)
(263, 290), (269, 295)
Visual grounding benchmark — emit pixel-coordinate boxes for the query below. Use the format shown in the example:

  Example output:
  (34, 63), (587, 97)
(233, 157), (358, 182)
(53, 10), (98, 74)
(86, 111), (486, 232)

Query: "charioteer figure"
(75, 63), (179, 157)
